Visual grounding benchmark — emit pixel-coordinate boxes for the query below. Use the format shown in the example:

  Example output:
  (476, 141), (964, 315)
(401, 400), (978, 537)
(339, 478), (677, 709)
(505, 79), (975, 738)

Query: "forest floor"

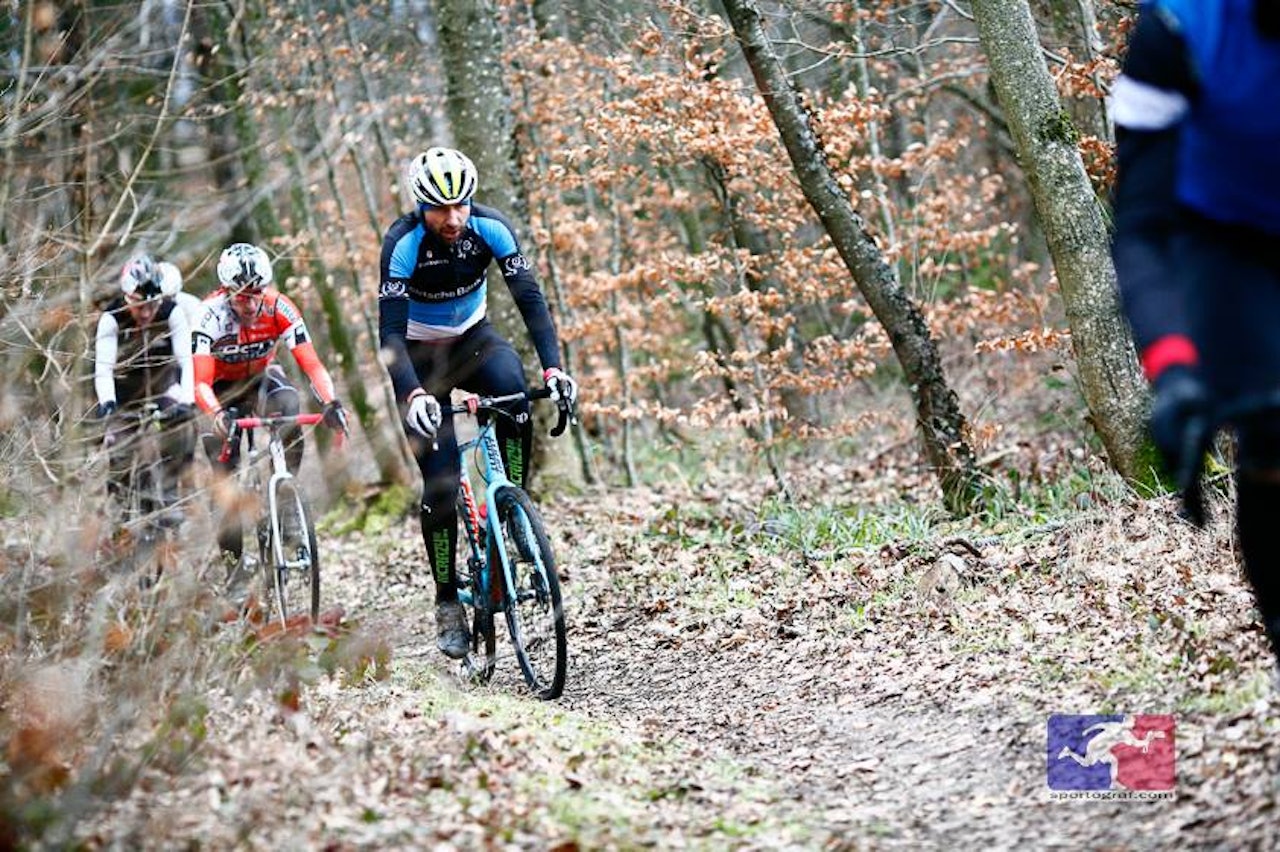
(48, 443), (1280, 850)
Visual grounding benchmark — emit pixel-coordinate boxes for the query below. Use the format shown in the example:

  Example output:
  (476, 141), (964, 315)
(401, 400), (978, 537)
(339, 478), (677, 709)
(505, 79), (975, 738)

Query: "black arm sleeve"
(1111, 8), (1197, 353)
(1113, 126), (1187, 353)
(1122, 7), (1198, 95)
(503, 263), (562, 372)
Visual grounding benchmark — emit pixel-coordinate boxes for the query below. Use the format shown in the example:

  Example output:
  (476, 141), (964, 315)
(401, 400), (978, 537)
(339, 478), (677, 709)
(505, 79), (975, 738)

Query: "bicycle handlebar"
(446, 387), (571, 437)
(217, 412), (340, 464)
(230, 413), (325, 429)
(111, 403), (196, 425)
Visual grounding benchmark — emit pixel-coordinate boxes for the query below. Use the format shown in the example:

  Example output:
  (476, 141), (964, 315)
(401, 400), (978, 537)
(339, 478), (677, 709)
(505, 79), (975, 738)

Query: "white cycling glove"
(406, 391), (442, 439)
(544, 368), (579, 407)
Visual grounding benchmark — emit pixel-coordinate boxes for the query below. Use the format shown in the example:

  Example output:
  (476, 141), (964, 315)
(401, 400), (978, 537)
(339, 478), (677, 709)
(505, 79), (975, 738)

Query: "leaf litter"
(8, 460), (1280, 849)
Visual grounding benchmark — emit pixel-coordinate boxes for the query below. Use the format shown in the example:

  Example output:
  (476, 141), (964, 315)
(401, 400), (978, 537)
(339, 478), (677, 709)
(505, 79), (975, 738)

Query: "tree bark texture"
(720, 0), (980, 512)
(971, 0), (1149, 482)
(433, 0), (561, 470)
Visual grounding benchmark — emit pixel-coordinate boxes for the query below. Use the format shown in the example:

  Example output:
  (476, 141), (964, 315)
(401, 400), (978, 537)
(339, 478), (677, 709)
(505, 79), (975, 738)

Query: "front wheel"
(261, 479), (319, 625)
(490, 486), (566, 699)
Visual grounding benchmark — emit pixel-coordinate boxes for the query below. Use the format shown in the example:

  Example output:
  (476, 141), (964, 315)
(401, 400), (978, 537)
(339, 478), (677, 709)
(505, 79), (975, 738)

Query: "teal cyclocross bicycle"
(452, 388), (569, 700)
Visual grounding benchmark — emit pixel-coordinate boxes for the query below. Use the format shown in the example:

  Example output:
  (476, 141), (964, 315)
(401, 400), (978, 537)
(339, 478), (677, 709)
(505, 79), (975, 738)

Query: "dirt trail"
(544, 486), (1280, 849)
(77, 482), (1280, 849)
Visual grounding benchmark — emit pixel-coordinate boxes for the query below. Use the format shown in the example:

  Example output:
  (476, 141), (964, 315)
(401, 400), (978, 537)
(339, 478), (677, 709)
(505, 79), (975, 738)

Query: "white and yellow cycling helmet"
(409, 147), (478, 207)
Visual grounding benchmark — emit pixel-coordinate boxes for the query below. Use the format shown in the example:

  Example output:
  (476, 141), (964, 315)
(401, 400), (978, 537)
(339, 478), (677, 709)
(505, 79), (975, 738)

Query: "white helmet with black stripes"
(216, 243), (273, 294)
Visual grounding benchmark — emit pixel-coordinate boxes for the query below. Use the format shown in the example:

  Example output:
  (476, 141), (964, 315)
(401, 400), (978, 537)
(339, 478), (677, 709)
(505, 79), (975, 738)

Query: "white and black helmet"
(216, 243), (273, 294)
(120, 254), (162, 299)
(408, 147), (478, 207)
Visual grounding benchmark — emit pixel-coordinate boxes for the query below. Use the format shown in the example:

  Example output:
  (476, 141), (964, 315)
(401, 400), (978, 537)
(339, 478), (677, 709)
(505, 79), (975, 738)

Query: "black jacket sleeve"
(377, 217), (422, 402)
(1111, 8), (1198, 355)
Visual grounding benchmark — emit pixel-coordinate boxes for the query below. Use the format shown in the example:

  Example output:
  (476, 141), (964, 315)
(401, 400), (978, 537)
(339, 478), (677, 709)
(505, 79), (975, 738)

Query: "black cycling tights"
(408, 323), (531, 603)
(1237, 472), (1280, 657)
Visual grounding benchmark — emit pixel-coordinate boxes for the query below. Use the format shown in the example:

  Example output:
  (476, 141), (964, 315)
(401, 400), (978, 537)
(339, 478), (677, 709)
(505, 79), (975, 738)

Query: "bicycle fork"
(264, 438), (307, 571)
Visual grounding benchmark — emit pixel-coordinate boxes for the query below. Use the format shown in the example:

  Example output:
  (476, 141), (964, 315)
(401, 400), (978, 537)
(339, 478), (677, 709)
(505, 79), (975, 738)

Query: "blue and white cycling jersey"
(377, 202), (560, 401)
(1113, 0), (1280, 232)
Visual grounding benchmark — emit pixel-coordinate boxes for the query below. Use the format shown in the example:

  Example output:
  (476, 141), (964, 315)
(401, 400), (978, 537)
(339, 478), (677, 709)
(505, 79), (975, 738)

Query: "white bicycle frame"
(225, 412), (325, 621)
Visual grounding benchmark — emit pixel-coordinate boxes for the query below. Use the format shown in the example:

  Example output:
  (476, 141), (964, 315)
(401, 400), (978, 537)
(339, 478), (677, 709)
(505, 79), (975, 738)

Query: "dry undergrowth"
(4, 352), (1279, 848)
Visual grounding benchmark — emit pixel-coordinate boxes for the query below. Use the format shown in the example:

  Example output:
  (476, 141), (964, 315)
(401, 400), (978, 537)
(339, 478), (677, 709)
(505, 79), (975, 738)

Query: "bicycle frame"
(455, 409), (520, 612)
(222, 413), (323, 574)
(445, 388), (570, 696)
(111, 404), (165, 518)
(455, 390), (558, 612)
(106, 402), (193, 582)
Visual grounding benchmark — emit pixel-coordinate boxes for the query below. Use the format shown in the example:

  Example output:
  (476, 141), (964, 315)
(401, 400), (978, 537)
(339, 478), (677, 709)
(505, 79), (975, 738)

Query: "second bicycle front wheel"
(262, 479), (320, 625)
(490, 486), (566, 699)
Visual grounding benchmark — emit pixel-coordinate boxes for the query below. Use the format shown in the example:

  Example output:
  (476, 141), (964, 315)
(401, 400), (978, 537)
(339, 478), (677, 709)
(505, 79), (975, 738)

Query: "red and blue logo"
(1046, 714), (1176, 791)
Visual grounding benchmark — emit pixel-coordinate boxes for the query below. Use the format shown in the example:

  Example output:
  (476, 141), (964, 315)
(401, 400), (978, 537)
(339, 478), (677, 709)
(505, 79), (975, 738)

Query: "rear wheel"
(261, 479), (319, 625)
(490, 486), (566, 699)
(456, 489), (496, 682)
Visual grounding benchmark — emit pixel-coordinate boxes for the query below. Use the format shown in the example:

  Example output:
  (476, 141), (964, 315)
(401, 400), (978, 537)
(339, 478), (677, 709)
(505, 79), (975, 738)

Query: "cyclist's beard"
(434, 223), (462, 244)
(1258, 0), (1280, 39)
(128, 303), (160, 327)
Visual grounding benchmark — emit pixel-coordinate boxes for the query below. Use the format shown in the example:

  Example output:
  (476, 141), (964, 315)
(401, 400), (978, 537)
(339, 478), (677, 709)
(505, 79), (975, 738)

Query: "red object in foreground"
(253, 605), (346, 642)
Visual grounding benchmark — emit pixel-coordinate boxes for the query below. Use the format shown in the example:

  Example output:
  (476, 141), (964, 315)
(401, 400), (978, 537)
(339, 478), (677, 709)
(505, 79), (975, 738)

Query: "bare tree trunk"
(0, 0), (37, 249)
(720, 0), (980, 513)
(1035, 0), (1111, 142)
(301, 6), (412, 488)
(432, 0), (559, 472)
(604, 194), (639, 489)
(191, 1), (282, 248)
(971, 0), (1149, 482)
(430, 0), (521, 223)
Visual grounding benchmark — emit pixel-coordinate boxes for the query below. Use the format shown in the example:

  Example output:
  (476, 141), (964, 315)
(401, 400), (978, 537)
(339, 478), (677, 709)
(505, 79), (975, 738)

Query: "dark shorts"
(407, 320), (527, 399)
(1178, 218), (1280, 468)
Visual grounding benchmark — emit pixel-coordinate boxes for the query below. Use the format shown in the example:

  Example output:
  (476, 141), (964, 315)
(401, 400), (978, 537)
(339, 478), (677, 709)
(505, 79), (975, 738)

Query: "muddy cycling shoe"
(435, 600), (471, 660)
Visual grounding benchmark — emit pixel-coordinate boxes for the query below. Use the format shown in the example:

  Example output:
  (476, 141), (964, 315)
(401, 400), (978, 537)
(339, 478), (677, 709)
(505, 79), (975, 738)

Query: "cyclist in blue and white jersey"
(1112, 0), (1280, 659)
(378, 146), (578, 660)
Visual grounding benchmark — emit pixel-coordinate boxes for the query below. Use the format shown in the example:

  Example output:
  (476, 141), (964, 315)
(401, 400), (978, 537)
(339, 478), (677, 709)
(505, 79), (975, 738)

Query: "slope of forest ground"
(5, 349), (1280, 849)
(7, 435), (1280, 849)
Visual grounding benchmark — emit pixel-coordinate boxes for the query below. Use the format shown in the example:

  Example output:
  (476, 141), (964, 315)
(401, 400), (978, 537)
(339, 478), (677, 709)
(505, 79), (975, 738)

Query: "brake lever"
(218, 421), (241, 464)
(550, 403), (570, 438)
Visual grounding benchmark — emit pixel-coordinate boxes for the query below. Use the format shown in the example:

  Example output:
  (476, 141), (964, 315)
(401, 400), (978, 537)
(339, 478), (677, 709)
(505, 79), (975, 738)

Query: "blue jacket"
(1158, 0), (1280, 231)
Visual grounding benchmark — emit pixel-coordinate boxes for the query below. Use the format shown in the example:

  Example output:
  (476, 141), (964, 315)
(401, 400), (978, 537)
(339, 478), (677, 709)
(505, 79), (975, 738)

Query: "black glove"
(167, 402), (195, 423)
(323, 399), (348, 433)
(96, 400), (117, 419)
(1150, 366), (1211, 526)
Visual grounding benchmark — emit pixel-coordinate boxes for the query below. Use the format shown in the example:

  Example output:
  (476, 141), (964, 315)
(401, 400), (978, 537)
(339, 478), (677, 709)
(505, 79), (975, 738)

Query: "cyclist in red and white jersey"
(192, 242), (347, 562)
